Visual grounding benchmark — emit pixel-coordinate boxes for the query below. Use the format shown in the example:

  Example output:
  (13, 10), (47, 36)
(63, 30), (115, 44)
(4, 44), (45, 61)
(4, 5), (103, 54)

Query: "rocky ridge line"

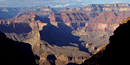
(82, 17), (130, 65)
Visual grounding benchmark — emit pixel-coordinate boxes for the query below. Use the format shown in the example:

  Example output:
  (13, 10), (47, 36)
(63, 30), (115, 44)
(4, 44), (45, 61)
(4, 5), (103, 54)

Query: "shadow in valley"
(82, 20), (130, 65)
(40, 22), (80, 46)
(0, 32), (37, 65)
(39, 18), (90, 53)
(55, 13), (63, 22)
(0, 23), (32, 34)
(47, 54), (57, 65)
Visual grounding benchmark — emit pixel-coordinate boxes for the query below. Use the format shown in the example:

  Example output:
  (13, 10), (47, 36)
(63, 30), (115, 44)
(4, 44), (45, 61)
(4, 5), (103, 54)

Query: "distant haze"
(0, 0), (130, 8)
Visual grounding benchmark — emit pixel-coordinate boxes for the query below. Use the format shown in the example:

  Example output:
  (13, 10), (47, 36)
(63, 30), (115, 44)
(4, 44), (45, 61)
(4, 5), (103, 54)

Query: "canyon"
(82, 17), (130, 65)
(0, 4), (130, 65)
(1, 4), (130, 20)
(61, 4), (130, 13)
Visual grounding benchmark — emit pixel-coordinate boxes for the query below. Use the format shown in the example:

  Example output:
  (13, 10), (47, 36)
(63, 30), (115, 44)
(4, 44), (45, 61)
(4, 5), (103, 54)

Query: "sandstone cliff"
(0, 12), (48, 42)
(0, 12), (92, 65)
(48, 12), (120, 32)
(49, 12), (89, 23)
(84, 4), (130, 12)
(61, 4), (130, 13)
(1, 4), (130, 20)
(0, 12), (48, 30)
(82, 17), (130, 65)
(0, 11), (126, 65)
(0, 4), (130, 65)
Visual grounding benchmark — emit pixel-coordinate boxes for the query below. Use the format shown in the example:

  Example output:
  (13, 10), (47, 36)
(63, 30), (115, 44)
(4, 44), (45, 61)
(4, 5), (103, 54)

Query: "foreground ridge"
(82, 17), (130, 65)
(0, 32), (37, 65)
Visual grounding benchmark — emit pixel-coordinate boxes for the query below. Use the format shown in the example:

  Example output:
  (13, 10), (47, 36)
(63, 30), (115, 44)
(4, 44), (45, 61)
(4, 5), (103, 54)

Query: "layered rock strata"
(82, 17), (130, 65)
(0, 11), (125, 65)
(61, 4), (130, 13)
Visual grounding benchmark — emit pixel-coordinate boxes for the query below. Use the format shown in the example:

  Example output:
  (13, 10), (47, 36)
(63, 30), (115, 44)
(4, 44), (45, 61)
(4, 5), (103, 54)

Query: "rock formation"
(0, 6), (57, 19)
(0, 7), (130, 64)
(0, 31), (37, 65)
(0, 11), (122, 65)
(0, 12), (91, 64)
(1, 4), (130, 20)
(49, 12), (89, 23)
(82, 17), (130, 65)
(61, 4), (130, 13)
(49, 12), (120, 32)
(0, 11), (48, 30)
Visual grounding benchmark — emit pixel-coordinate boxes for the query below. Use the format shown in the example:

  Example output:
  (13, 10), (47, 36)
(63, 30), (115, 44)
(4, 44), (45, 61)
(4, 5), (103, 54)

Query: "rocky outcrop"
(49, 11), (130, 24)
(0, 31), (37, 65)
(49, 12), (89, 23)
(0, 11), (128, 65)
(0, 12), (48, 43)
(82, 17), (130, 65)
(89, 12), (119, 23)
(106, 24), (119, 31)
(2, 4), (130, 20)
(62, 4), (130, 13)
(49, 12), (130, 32)
(84, 4), (130, 12)
(0, 12), (48, 30)
(89, 12), (130, 23)
(88, 23), (119, 31)
(49, 22), (118, 32)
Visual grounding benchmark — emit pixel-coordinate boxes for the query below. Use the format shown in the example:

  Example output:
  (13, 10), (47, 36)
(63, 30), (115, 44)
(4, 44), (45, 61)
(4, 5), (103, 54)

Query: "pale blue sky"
(0, 0), (130, 8)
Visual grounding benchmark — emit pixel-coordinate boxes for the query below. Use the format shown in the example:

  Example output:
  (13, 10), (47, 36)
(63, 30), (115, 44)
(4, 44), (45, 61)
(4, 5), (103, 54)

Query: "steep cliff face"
(0, 12), (48, 42)
(49, 12), (120, 32)
(84, 4), (130, 12)
(63, 4), (130, 13)
(0, 11), (127, 65)
(82, 17), (130, 65)
(0, 4), (130, 65)
(89, 12), (130, 23)
(0, 12), (48, 30)
(89, 12), (118, 23)
(49, 12), (89, 23)
(0, 12), (91, 65)
(1, 4), (130, 20)
(0, 32), (36, 65)
(86, 23), (119, 31)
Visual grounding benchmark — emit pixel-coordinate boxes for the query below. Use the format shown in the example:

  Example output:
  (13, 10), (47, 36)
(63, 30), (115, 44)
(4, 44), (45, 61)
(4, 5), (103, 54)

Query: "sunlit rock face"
(81, 4), (130, 12)
(0, 11), (119, 65)
(82, 17), (130, 65)
(49, 12), (89, 23)
(49, 12), (120, 32)
(1, 3), (130, 64)
(59, 4), (130, 13)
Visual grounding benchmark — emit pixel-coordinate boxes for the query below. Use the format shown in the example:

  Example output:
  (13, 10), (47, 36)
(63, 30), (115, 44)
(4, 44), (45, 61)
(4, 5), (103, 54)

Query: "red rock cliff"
(82, 17), (130, 65)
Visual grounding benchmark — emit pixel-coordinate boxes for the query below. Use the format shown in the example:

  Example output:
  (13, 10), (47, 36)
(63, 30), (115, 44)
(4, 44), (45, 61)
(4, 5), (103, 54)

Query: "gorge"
(0, 4), (130, 65)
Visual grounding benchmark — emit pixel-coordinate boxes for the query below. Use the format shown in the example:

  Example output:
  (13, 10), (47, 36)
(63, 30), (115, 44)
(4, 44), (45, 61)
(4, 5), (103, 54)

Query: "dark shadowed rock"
(39, 23), (82, 46)
(0, 23), (32, 34)
(47, 54), (57, 65)
(82, 17), (130, 65)
(0, 32), (37, 65)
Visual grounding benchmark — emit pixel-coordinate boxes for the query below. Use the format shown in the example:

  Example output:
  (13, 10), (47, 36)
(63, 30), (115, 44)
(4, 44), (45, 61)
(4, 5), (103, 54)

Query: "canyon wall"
(82, 17), (130, 65)
(0, 9), (129, 65)
(62, 4), (130, 13)
(48, 12), (123, 32)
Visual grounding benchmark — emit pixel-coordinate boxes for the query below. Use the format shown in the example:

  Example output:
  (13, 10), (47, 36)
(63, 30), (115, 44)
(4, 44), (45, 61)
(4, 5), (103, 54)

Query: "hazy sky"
(0, 0), (130, 8)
